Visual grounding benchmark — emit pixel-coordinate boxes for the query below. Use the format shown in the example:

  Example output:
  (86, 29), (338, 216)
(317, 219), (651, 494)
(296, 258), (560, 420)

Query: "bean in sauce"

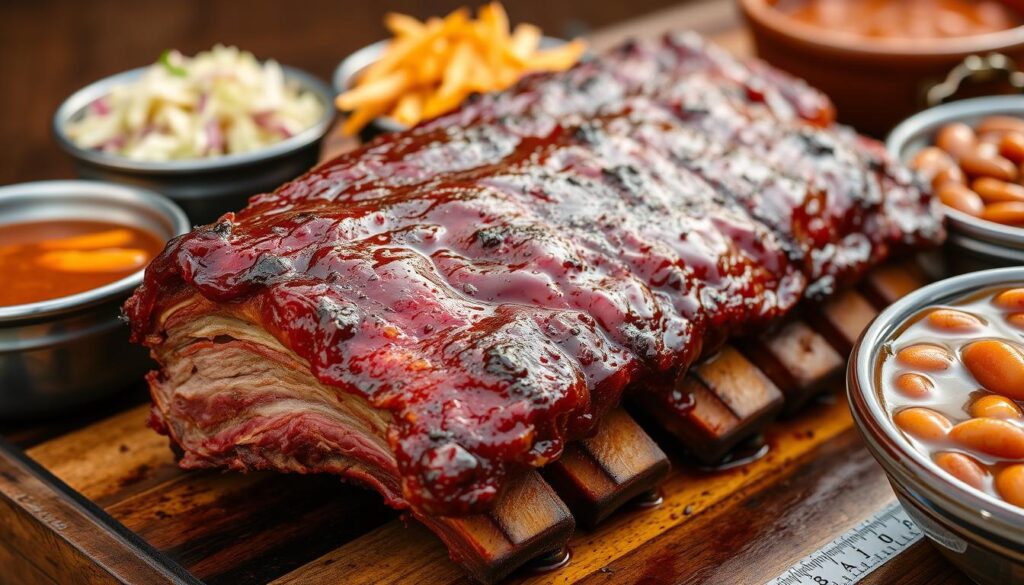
(881, 286), (1024, 507)
(777, 0), (1024, 39)
(911, 115), (1024, 228)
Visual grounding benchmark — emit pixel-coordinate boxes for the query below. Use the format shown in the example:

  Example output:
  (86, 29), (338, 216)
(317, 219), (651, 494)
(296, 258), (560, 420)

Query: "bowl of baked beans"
(888, 96), (1024, 274)
(849, 266), (1024, 585)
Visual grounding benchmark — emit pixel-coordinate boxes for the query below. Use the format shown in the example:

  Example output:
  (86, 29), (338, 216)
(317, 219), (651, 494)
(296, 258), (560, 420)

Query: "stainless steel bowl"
(332, 37), (567, 141)
(887, 96), (1024, 274)
(848, 267), (1024, 585)
(0, 181), (189, 417)
(53, 65), (335, 225)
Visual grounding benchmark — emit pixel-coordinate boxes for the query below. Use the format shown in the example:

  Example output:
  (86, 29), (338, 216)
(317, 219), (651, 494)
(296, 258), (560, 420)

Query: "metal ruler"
(765, 501), (923, 585)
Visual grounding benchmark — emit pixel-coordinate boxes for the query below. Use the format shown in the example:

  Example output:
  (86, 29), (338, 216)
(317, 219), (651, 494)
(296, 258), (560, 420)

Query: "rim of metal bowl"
(886, 95), (1024, 251)
(53, 65), (336, 175)
(0, 180), (190, 323)
(331, 36), (570, 133)
(849, 266), (1024, 546)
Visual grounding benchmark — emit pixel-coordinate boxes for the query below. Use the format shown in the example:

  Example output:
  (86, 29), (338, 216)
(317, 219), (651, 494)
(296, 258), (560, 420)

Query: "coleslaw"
(65, 45), (324, 161)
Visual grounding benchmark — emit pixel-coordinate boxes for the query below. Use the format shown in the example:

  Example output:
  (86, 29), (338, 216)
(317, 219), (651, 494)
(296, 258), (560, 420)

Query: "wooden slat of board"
(418, 472), (574, 584)
(740, 320), (845, 413)
(633, 346), (784, 464)
(0, 539), (63, 585)
(0, 439), (196, 585)
(807, 289), (880, 355)
(860, 260), (928, 309)
(543, 408), (670, 527)
(27, 406), (180, 506)
(274, 393), (855, 584)
(107, 472), (392, 585)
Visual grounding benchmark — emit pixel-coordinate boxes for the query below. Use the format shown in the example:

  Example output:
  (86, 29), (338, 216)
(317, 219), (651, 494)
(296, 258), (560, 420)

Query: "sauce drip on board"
(880, 286), (1024, 507)
(0, 220), (164, 307)
(776, 0), (1024, 39)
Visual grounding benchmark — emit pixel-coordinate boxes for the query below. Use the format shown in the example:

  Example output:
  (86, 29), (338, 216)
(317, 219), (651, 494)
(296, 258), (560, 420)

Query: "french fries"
(336, 2), (586, 135)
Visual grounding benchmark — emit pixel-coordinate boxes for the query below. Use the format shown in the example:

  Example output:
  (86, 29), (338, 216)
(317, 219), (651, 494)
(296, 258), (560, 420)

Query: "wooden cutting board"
(0, 2), (968, 584)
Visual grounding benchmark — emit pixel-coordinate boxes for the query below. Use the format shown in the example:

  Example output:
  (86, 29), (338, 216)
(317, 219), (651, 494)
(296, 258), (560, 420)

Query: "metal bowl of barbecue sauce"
(848, 267), (1024, 585)
(888, 96), (1024, 275)
(0, 181), (189, 417)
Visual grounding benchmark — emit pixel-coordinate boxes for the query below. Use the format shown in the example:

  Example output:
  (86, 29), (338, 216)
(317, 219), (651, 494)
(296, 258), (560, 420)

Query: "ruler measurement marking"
(765, 502), (923, 585)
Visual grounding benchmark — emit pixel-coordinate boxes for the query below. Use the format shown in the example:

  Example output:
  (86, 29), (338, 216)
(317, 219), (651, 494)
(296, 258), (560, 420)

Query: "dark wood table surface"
(0, 1), (971, 583)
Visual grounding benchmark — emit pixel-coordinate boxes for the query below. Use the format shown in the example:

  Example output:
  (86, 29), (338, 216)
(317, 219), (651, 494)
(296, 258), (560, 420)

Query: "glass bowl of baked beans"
(888, 96), (1024, 274)
(849, 266), (1024, 585)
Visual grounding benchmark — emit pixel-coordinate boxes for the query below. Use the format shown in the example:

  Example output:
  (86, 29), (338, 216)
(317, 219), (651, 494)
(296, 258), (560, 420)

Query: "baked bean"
(936, 122), (976, 158)
(978, 131), (1005, 145)
(896, 344), (953, 371)
(894, 372), (933, 398)
(934, 452), (987, 489)
(1009, 313), (1024, 328)
(960, 146), (1018, 182)
(994, 288), (1024, 310)
(912, 146), (951, 169)
(937, 183), (984, 216)
(926, 308), (984, 332)
(933, 164), (966, 188)
(981, 202), (1024, 225)
(970, 395), (1023, 419)
(949, 418), (1024, 459)
(977, 115), (1024, 135)
(883, 287), (1024, 507)
(894, 407), (952, 441)
(962, 339), (1024, 400)
(996, 465), (1024, 507)
(911, 146), (957, 179)
(999, 132), (1024, 164)
(972, 177), (1024, 203)
(977, 141), (1000, 158)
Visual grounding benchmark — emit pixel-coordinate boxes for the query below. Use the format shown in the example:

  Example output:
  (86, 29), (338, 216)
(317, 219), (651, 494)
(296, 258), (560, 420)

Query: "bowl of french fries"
(333, 2), (587, 139)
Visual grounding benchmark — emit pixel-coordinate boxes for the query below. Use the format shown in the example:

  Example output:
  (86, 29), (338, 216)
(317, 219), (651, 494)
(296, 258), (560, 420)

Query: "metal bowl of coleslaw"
(53, 50), (335, 225)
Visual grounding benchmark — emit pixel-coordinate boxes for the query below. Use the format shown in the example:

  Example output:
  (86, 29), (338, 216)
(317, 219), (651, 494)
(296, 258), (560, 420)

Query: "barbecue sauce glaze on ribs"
(125, 33), (944, 516)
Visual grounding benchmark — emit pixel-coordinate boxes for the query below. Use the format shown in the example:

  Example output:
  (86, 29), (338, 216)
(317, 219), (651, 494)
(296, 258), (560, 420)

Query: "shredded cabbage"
(66, 45), (324, 161)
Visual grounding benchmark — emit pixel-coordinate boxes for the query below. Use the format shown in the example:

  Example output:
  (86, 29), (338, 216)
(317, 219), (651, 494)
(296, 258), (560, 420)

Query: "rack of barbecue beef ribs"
(124, 33), (943, 585)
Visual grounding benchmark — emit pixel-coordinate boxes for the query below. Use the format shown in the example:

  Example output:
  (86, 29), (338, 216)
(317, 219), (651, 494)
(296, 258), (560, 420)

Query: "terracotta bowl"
(739, 0), (1024, 137)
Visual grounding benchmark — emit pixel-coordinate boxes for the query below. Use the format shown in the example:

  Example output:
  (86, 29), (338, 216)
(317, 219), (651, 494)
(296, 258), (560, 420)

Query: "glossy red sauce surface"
(776, 0), (1024, 39)
(126, 33), (944, 515)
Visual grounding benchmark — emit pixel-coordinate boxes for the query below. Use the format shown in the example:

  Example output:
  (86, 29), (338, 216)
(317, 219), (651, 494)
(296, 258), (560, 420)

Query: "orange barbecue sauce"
(0, 220), (164, 307)
(776, 0), (1024, 39)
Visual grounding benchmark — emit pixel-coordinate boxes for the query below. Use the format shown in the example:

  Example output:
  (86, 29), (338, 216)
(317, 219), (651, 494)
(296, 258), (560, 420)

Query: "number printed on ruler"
(765, 502), (923, 585)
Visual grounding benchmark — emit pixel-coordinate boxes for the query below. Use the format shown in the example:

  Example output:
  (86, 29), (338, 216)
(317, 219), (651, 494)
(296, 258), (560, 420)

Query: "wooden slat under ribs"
(416, 471), (573, 584)
(806, 288), (880, 355)
(628, 261), (928, 466)
(739, 321), (844, 413)
(542, 408), (670, 527)
(859, 260), (929, 309)
(632, 346), (785, 464)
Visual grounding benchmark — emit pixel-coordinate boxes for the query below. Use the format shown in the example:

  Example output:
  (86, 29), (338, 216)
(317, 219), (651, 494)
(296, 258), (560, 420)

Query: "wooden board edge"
(0, 437), (200, 585)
